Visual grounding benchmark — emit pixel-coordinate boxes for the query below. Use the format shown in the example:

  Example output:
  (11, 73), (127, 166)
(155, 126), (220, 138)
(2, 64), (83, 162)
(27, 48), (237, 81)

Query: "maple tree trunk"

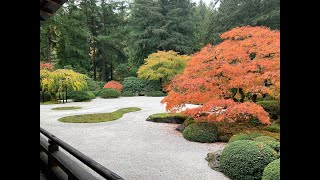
(239, 88), (246, 103)
(252, 94), (257, 103)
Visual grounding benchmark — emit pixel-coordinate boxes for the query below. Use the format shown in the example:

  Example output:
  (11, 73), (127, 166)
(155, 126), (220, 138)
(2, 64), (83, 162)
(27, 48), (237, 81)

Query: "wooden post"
(48, 138), (59, 179)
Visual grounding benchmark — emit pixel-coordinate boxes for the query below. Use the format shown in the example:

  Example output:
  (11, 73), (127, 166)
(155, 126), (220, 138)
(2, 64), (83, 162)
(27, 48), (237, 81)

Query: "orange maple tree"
(103, 80), (122, 92)
(162, 26), (280, 124)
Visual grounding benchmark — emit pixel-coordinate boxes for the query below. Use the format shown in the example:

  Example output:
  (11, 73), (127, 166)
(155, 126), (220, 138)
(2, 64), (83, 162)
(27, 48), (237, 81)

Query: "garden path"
(40, 97), (229, 180)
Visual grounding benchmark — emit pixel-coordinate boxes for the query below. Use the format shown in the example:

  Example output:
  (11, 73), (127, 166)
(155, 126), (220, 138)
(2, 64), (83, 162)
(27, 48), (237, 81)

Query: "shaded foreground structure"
(40, 1), (124, 179)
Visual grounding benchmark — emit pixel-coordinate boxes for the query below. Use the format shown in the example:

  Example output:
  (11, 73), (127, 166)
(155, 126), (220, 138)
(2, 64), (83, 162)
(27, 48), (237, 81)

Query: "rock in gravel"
(205, 149), (223, 171)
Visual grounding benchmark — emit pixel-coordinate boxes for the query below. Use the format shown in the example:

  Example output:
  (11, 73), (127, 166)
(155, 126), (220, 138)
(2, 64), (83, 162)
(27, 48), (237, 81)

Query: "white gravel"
(40, 97), (229, 180)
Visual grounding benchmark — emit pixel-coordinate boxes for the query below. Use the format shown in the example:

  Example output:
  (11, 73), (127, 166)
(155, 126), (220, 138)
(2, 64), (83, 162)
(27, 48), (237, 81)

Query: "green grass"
(51, 106), (82, 110)
(58, 107), (141, 123)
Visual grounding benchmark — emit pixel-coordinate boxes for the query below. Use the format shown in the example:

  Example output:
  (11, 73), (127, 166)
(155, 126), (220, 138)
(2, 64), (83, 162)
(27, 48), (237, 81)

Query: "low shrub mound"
(220, 140), (278, 180)
(121, 91), (135, 97)
(59, 107), (141, 123)
(146, 113), (188, 124)
(51, 106), (82, 110)
(254, 136), (280, 152)
(69, 91), (95, 102)
(182, 122), (218, 143)
(100, 88), (120, 98)
(262, 159), (280, 180)
(263, 124), (280, 133)
(91, 91), (100, 97)
(145, 91), (167, 97)
(176, 117), (195, 132)
(228, 132), (263, 143)
(257, 100), (280, 120)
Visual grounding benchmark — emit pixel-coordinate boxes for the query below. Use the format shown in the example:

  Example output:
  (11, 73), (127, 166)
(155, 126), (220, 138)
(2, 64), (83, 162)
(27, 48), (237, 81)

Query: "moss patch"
(58, 107), (141, 123)
(51, 106), (82, 110)
(146, 113), (188, 124)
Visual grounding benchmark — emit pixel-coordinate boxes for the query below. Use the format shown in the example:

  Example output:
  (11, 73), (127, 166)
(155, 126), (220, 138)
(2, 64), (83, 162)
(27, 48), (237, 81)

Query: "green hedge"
(262, 159), (280, 180)
(143, 80), (162, 92)
(182, 122), (218, 143)
(100, 88), (120, 98)
(220, 140), (278, 180)
(257, 100), (280, 120)
(121, 91), (135, 97)
(145, 91), (167, 97)
(69, 91), (95, 102)
(122, 77), (146, 93)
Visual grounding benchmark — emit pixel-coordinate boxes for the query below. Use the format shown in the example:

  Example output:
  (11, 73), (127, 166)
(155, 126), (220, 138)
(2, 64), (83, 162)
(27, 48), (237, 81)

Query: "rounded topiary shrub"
(262, 159), (280, 180)
(121, 91), (135, 97)
(70, 91), (94, 102)
(257, 100), (280, 120)
(220, 140), (278, 180)
(182, 122), (218, 143)
(100, 88), (120, 99)
(254, 136), (280, 152)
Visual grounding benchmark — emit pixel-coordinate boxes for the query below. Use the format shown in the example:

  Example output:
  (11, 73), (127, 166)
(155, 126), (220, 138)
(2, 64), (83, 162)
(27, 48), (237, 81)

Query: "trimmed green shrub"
(40, 91), (51, 102)
(69, 91), (95, 102)
(86, 78), (101, 91)
(91, 91), (100, 96)
(121, 91), (135, 97)
(145, 91), (167, 97)
(257, 100), (280, 120)
(254, 136), (280, 152)
(100, 88), (120, 98)
(228, 132), (263, 143)
(220, 140), (278, 180)
(176, 117), (196, 132)
(146, 113), (188, 124)
(264, 124), (280, 133)
(262, 159), (280, 180)
(254, 136), (276, 142)
(182, 122), (218, 143)
(143, 80), (162, 92)
(122, 76), (146, 93)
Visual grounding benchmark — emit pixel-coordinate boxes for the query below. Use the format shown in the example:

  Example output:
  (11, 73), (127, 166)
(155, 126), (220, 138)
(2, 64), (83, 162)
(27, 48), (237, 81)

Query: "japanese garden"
(40, 0), (280, 179)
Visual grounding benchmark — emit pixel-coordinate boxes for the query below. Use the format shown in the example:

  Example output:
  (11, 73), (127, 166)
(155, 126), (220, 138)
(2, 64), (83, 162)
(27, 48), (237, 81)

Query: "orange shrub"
(103, 80), (122, 92)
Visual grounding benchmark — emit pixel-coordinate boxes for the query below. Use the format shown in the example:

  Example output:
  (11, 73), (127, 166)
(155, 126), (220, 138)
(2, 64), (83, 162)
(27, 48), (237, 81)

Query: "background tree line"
(40, 0), (279, 82)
